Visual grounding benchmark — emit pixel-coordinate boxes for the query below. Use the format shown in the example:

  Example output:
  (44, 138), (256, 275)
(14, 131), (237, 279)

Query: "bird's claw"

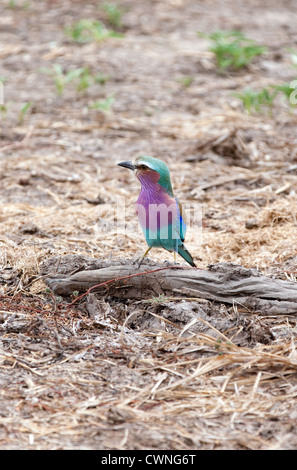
(132, 256), (144, 269)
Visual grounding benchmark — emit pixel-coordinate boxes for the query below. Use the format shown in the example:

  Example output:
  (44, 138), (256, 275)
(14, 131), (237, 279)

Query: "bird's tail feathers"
(178, 244), (196, 267)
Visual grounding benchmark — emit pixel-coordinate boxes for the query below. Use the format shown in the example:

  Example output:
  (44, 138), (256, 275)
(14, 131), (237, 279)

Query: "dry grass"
(0, 300), (296, 449)
(1, 0), (297, 450)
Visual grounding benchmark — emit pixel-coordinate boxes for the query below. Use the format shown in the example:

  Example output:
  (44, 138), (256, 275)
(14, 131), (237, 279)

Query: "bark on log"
(45, 259), (297, 315)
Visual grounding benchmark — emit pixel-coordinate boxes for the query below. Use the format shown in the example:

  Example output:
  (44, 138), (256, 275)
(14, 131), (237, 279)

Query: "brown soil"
(0, 0), (297, 450)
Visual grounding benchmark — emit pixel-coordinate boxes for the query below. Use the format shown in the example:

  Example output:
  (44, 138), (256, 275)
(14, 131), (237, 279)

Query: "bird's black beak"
(118, 161), (135, 171)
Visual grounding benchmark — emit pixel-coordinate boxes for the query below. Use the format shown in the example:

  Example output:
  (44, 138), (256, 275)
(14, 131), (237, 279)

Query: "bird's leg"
(136, 246), (152, 268)
(163, 251), (177, 267)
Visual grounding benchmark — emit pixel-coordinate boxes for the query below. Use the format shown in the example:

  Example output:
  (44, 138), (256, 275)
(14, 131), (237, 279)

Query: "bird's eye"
(138, 164), (148, 170)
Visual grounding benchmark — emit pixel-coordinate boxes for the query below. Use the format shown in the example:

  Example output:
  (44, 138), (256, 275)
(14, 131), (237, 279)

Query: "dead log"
(44, 257), (297, 315)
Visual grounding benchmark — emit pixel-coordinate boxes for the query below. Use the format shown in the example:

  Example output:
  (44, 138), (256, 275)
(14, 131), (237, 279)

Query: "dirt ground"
(1, 0), (297, 450)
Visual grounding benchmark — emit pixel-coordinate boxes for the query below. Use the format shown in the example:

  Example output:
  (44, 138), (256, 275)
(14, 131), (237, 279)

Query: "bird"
(118, 155), (196, 267)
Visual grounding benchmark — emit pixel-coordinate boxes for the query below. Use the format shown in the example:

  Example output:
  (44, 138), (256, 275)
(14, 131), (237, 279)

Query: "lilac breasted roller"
(118, 155), (196, 267)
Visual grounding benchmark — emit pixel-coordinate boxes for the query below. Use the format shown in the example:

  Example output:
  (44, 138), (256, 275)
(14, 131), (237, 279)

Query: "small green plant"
(65, 19), (122, 44)
(143, 294), (168, 305)
(41, 64), (94, 95)
(273, 82), (297, 109)
(19, 101), (33, 122)
(94, 72), (110, 85)
(89, 95), (115, 112)
(0, 104), (7, 115)
(178, 76), (194, 88)
(102, 2), (125, 28)
(235, 81), (297, 114)
(234, 87), (276, 114)
(75, 67), (93, 92)
(8, 0), (30, 8)
(272, 82), (293, 100)
(41, 64), (112, 96)
(199, 30), (266, 71)
(72, 290), (79, 299)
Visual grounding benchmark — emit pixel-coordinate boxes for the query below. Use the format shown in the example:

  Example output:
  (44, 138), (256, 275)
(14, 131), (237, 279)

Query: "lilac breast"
(136, 181), (178, 232)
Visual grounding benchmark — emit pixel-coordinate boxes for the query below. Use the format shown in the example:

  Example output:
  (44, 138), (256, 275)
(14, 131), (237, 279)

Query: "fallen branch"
(44, 258), (297, 315)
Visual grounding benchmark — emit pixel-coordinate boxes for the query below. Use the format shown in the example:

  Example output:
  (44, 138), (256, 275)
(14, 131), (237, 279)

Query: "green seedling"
(273, 82), (295, 106)
(272, 82), (297, 108)
(142, 294), (173, 305)
(65, 19), (122, 44)
(19, 101), (33, 123)
(41, 64), (112, 96)
(103, 2), (125, 28)
(75, 69), (110, 91)
(41, 65), (93, 95)
(8, 0), (30, 8)
(199, 30), (266, 71)
(94, 72), (110, 85)
(235, 82), (297, 114)
(178, 76), (194, 88)
(89, 95), (115, 112)
(234, 87), (276, 114)
(272, 82), (293, 100)
(215, 338), (233, 352)
(0, 104), (7, 115)
(75, 67), (93, 92)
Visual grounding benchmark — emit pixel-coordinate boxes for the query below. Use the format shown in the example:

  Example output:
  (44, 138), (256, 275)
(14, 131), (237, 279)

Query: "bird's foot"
(163, 259), (171, 267)
(133, 247), (152, 268)
(132, 255), (146, 269)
